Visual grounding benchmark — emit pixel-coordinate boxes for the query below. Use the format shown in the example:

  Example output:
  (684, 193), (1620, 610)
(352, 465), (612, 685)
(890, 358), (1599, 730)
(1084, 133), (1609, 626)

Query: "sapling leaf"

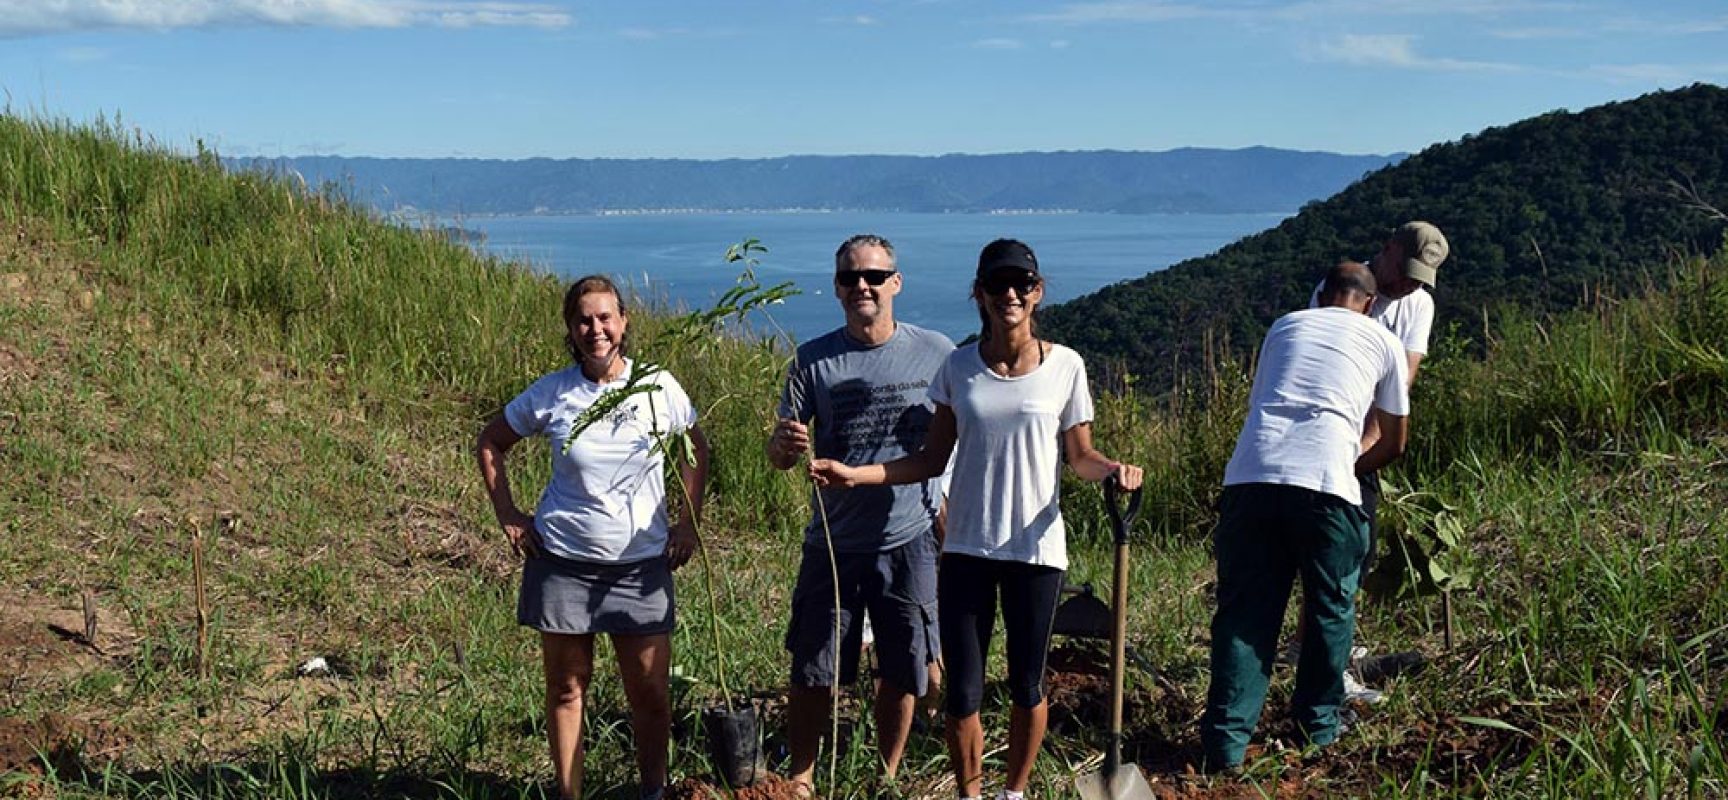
(1440, 565), (1473, 591)
(679, 431), (697, 468)
(1435, 514), (1464, 548)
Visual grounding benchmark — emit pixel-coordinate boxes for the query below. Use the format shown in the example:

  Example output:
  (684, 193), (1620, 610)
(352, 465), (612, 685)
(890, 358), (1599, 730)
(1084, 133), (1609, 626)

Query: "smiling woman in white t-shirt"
(475, 275), (709, 800)
(811, 239), (1142, 800)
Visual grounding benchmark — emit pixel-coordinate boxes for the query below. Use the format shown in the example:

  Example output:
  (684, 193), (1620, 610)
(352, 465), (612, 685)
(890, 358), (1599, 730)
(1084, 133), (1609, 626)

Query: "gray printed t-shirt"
(779, 323), (955, 553)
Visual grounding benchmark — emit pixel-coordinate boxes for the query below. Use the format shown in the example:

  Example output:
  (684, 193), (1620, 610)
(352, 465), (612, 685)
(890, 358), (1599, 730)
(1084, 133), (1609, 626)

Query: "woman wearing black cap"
(811, 239), (1143, 800)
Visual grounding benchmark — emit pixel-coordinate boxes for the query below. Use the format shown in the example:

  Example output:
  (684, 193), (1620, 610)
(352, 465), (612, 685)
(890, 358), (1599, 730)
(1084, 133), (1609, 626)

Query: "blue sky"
(1, 1), (1724, 159)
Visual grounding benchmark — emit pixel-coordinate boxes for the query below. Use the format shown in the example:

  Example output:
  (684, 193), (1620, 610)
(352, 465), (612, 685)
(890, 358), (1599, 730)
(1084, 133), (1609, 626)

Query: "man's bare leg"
(787, 684), (830, 791)
(874, 681), (916, 777)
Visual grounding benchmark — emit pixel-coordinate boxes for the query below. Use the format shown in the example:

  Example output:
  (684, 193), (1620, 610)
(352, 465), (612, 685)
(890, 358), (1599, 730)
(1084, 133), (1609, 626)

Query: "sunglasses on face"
(980, 271), (1041, 296)
(835, 269), (897, 287)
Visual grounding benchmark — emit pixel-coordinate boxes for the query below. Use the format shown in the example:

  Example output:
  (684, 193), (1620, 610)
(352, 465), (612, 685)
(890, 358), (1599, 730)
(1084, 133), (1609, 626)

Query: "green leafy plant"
(1364, 485), (1473, 599)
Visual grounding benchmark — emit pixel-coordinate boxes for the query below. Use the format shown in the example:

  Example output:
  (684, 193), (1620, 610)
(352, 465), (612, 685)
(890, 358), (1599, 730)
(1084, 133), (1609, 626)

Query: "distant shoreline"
(251, 148), (1393, 220)
(399, 207), (1294, 221)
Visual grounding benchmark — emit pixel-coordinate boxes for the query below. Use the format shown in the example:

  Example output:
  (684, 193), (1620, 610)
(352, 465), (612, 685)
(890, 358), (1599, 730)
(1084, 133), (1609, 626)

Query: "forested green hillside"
(1045, 83), (1728, 385)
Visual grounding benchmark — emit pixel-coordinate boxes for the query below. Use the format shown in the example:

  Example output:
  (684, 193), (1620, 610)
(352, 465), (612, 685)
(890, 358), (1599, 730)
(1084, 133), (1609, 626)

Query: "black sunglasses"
(980, 271), (1041, 296)
(835, 269), (898, 287)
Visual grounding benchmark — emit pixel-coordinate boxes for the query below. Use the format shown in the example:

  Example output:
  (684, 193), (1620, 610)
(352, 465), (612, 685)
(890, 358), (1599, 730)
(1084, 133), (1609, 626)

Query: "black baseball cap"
(975, 239), (1040, 280)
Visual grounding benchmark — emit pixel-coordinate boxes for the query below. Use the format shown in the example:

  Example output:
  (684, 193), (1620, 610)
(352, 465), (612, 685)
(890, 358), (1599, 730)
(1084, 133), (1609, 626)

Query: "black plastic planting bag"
(702, 705), (764, 788)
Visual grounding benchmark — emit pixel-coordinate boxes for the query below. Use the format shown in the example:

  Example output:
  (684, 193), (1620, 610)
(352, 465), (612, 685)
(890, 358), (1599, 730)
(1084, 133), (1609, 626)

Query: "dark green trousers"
(1199, 482), (1369, 769)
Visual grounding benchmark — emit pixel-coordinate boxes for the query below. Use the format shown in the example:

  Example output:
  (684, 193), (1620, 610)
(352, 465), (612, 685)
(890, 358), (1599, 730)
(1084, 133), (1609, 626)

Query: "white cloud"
(1020, 2), (1216, 24)
(1605, 15), (1728, 36)
(1049, 39), (1071, 49)
(972, 37), (1023, 49)
(819, 14), (879, 26)
(1283, 0), (1581, 18)
(1488, 26), (1590, 40)
(1022, 0), (1584, 26)
(0, 0), (572, 38)
(1312, 33), (1524, 73)
(1586, 62), (1728, 84)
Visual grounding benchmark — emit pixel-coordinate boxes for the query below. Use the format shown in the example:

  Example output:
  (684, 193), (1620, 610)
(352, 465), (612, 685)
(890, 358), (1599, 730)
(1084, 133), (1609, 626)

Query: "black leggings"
(938, 553), (1066, 716)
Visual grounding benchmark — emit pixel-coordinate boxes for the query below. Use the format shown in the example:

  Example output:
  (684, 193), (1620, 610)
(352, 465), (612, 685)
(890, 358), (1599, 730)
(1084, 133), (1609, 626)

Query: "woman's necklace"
(583, 353), (626, 383)
(986, 335), (1044, 377)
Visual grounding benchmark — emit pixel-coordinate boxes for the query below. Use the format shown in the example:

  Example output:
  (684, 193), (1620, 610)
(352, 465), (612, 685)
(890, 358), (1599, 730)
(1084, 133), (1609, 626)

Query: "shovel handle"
(1100, 475), (1141, 771)
(1103, 474), (1142, 544)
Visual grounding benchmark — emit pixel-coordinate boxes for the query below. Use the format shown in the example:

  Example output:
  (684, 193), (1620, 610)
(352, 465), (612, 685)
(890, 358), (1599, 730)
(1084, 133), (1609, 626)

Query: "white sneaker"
(1342, 670), (1384, 705)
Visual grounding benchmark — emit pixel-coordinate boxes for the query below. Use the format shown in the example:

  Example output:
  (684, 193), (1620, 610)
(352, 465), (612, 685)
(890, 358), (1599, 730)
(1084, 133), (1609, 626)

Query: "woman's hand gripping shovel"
(1075, 474), (1157, 800)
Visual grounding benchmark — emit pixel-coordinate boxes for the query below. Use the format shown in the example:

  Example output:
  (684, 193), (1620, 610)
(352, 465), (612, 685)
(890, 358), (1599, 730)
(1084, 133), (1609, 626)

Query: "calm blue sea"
(453, 211), (1285, 343)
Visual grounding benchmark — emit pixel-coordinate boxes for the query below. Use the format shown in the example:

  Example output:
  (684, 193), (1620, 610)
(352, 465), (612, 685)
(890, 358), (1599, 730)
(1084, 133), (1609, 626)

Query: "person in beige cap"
(1358, 220), (1446, 428)
(1363, 220), (1449, 376)
(1293, 221), (1448, 703)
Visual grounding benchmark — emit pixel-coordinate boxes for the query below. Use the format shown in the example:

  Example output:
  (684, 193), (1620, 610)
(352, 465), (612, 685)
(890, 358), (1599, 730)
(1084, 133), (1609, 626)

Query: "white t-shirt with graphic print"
(505, 359), (697, 564)
(930, 342), (1094, 571)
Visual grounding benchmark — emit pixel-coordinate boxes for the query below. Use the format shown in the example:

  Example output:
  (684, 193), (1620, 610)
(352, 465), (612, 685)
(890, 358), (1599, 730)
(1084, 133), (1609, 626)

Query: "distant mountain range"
(233, 148), (1400, 215)
(1042, 83), (1728, 386)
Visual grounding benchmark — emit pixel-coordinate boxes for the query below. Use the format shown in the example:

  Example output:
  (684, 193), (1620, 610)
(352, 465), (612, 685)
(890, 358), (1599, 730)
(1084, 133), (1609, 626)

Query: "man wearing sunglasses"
(768, 234), (955, 792)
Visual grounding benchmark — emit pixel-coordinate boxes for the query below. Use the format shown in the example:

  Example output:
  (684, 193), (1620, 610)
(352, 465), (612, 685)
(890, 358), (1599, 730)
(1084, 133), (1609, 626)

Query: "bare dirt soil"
(667, 773), (812, 800)
(0, 589), (133, 792)
(1038, 640), (1532, 798)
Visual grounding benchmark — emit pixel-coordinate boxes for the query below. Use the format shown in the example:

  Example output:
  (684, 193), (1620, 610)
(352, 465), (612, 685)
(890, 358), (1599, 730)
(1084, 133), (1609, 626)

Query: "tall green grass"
(4, 113), (1727, 798)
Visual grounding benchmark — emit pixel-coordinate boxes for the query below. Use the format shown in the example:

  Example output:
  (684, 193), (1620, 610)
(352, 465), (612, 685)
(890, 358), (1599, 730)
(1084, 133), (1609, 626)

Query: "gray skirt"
(517, 551), (675, 636)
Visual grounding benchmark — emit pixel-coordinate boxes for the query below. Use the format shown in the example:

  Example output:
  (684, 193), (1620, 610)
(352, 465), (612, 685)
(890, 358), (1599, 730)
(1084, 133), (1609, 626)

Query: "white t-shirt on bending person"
(1310, 282), (1435, 355)
(505, 359), (698, 564)
(1223, 307), (1409, 506)
(930, 342), (1094, 571)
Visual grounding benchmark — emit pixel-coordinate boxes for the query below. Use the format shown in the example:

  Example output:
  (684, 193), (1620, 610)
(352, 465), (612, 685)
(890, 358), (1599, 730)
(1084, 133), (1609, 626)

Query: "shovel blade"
(1076, 762), (1157, 800)
(1052, 592), (1114, 640)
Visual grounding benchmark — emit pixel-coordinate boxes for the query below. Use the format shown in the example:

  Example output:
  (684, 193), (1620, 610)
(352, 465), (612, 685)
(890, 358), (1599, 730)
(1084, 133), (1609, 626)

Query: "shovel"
(1052, 582), (1113, 640)
(1075, 475), (1157, 800)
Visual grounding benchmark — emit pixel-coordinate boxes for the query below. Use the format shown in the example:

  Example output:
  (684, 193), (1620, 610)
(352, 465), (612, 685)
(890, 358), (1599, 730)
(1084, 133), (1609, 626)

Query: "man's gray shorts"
(785, 534), (939, 696)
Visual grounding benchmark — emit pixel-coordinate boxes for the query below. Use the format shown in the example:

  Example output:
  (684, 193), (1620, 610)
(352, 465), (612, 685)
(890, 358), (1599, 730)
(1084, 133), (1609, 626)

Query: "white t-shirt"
(1223, 307), (1409, 506)
(505, 359), (698, 564)
(1310, 282), (1434, 355)
(930, 342), (1094, 570)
